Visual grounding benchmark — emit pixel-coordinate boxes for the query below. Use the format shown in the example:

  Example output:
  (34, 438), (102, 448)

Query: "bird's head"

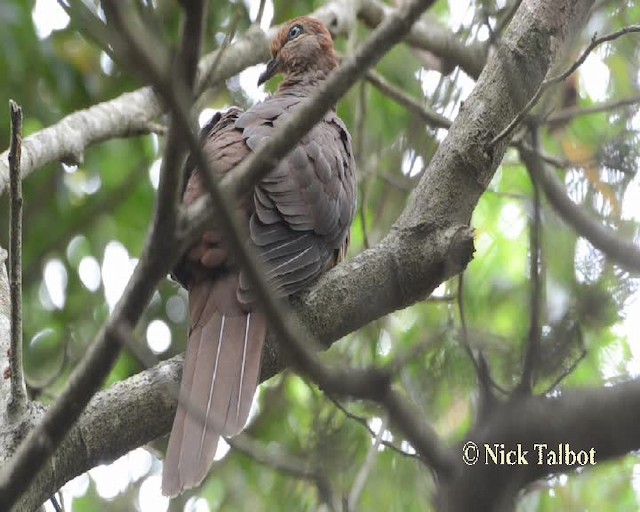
(258, 17), (338, 86)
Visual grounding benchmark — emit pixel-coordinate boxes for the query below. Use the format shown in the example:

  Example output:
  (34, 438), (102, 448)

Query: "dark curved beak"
(258, 57), (279, 86)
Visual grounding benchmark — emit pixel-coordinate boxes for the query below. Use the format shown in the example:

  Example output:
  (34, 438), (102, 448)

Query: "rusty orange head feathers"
(258, 17), (338, 86)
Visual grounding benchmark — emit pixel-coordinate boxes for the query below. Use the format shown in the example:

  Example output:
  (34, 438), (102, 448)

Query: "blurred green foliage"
(2, 0), (640, 511)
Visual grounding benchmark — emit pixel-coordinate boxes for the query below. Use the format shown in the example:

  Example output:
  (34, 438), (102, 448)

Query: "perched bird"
(162, 17), (357, 496)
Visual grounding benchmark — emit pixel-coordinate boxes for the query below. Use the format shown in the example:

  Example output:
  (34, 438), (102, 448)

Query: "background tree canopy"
(1, 0), (640, 511)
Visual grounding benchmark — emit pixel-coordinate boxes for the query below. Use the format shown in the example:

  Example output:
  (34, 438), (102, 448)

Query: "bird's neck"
(277, 69), (332, 94)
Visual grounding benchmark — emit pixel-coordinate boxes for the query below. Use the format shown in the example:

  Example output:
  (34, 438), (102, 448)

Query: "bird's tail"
(162, 278), (266, 497)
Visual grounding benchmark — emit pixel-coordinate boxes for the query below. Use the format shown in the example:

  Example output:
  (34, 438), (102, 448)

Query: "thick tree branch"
(0, 1), (207, 505)
(1, 0), (603, 508)
(436, 378), (640, 511)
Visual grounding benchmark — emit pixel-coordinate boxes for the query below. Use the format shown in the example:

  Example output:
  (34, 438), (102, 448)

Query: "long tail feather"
(162, 279), (266, 497)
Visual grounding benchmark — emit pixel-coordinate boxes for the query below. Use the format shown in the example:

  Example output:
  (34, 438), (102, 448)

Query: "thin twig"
(347, 414), (388, 511)
(519, 130), (543, 394)
(546, 94), (640, 125)
(495, 0), (523, 35)
(330, 398), (423, 461)
(8, 100), (26, 411)
(365, 70), (452, 129)
(228, 434), (337, 510)
(458, 274), (506, 397)
(255, 0), (267, 28)
(195, 9), (240, 97)
(519, 143), (640, 274)
(543, 345), (587, 394)
(490, 25), (640, 147)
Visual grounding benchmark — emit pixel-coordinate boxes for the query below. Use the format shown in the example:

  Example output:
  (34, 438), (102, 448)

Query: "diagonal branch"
(0, 1), (206, 505)
(519, 144), (640, 274)
(0, 0), (485, 195)
(490, 25), (640, 147)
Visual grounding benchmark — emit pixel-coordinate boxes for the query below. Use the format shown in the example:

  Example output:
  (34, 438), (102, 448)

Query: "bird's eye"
(288, 25), (303, 41)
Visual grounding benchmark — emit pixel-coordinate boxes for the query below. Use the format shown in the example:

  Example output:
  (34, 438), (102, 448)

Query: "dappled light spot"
(199, 108), (218, 128)
(580, 49), (610, 102)
(102, 241), (135, 311)
(129, 448), (154, 481)
(246, 0), (274, 31)
(79, 256), (102, 292)
(574, 238), (604, 283)
(237, 65), (268, 102)
(185, 496), (211, 512)
(146, 319), (171, 354)
(368, 416), (393, 451)
(377, 329), (392, 357)
(148, 159), (162, 190)
(32, 0), (69, 39)
(401, 150), (424, 177)
(497, 202), (526, 240)
(166, 294), (187, 324)
(63, 170), (102, 198)
(138, 475), (169, 512)
(62, 163), (78, 174)
(44, 259), (68, 310)
(214, 437), (231, 462)
(100, 51), (114, 75)
(24, 328), (64, 387)
(90, 456), (132, 500)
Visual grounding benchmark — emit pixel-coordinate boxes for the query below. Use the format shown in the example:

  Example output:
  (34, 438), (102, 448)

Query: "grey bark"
(1, 0), (623, 511)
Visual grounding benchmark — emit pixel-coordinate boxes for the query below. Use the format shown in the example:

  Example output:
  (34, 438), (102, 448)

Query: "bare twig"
(358, 0), (486, 78)
(458, 275), (506, 398)
(546, 94), (640, 125)
(254, 0), (267, 28)
(7, 100), (26, 411)
(520, 144), (640, 274)
(347, 415), (388, 511)
(330, 398), (423, 461)
(490, 25), (640, 147)
(495, 0), (523, 34)
(365, 70), (452, 129)
(227, 433), (323, 482)
(519, 131), (543, 394)
(195, 12), (240, 98)
(543, 344), (587, 394)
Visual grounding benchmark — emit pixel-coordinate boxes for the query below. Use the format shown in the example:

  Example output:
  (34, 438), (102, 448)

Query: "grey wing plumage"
(236, 96), (356, 300)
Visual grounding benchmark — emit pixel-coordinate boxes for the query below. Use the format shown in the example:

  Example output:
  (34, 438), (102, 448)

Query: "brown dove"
(162, 17), (357, 496)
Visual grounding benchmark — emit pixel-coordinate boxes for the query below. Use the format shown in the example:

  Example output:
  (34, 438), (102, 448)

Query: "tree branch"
(365, 70), (452, 129)
(1, 0), (601, 508)
(546, 94), (640, 125)
(0, 0), (482, 195)
(520, 144), (640, 274)
(518, 131), (543, 394)
(357, 0), (486, 78)
(490, 25), (640, 147)
(7, 100), (27, 411)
